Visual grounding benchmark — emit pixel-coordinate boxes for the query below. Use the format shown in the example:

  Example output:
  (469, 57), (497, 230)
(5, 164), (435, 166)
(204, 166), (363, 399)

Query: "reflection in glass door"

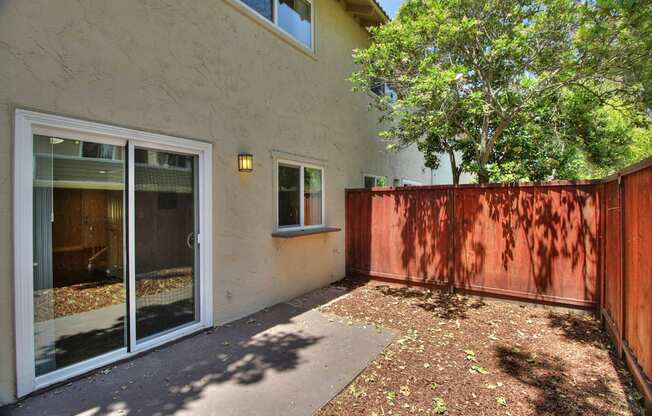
(32, 135), (126, 376)
(31, 138), (200, 375)
(17, 110), (212, 396)
(133, 148), (198, 341)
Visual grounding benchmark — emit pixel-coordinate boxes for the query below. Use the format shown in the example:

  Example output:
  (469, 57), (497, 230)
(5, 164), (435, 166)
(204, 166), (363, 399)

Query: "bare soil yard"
(318, 278), (645, 416)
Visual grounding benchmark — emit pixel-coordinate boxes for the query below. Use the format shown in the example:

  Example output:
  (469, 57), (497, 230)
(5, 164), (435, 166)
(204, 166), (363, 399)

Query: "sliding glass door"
(15, 110), (213, 397)
(32, 135), (127, 376)
(133, 148), (199, 341)
(28, 128), (206, 384)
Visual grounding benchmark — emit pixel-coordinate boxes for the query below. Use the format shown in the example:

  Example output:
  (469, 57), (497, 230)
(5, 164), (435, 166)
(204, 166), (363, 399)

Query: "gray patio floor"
(1, 286), (395, 416)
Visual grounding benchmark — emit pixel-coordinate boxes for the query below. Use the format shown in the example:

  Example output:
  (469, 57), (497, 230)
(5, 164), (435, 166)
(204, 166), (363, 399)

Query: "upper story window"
(240, 0), (313, 49)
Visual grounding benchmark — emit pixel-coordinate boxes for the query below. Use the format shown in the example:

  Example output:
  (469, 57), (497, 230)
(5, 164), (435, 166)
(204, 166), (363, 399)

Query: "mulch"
(34, 268), (193, 322)
(318, 278), (645, 416)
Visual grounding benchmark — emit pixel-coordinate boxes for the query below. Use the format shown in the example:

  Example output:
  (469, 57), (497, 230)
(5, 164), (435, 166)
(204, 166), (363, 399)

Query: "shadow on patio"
(2, 286), (395, 416)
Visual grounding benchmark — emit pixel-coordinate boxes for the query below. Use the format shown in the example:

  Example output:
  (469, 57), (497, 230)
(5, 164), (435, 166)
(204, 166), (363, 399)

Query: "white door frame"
(13, 109), (214, 397)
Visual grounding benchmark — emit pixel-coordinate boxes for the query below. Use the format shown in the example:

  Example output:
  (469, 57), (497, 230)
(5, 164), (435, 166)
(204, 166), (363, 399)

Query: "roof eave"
(338, 0), (389, 31)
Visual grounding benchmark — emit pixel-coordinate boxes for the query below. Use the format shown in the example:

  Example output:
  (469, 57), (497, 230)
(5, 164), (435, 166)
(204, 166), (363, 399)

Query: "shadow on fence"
(346, 182), (599, 309)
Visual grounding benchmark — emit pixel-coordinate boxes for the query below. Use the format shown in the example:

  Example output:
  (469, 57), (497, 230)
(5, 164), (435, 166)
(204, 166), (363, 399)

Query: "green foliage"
(487, 87), (652, 182)
(579, 0), (652, 107)
(631, 126), (652, 162)
(352, 0), (652, 183)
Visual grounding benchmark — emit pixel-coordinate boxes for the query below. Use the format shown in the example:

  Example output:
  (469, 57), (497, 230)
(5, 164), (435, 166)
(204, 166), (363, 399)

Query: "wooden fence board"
(413, 189), (451, 285)
(602, 180), (622, 345)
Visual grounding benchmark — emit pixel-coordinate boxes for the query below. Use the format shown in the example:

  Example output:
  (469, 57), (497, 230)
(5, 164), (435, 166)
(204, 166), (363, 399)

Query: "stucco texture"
(0, 0), (431, 404)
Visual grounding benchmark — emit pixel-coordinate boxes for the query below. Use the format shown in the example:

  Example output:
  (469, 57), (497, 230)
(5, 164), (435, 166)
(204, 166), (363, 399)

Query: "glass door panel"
(134, 148), (198, 341)
(32, 135), (126, 376)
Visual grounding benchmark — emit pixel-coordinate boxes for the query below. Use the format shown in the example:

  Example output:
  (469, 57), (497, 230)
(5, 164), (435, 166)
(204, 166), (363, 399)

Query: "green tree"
(487, 86), (652, 182)
(580, 0), (652, 107)
(352, 0), (649, 183)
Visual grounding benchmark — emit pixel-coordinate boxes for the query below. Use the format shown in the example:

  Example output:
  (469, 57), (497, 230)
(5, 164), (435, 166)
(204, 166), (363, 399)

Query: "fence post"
(447, 187), (456, 294)
(618, 174), (626, 359)
(598, 183), (606, 322)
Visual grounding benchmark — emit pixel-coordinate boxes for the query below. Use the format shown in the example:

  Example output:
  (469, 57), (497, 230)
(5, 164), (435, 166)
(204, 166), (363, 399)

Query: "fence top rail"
(346, 180), (600, 193)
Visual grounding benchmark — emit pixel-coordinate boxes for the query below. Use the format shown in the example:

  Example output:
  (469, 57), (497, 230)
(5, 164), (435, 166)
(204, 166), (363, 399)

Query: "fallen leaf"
(471, 365), (489, 374)
(432, 397), (447, 414)
(464, 350), (478, 362)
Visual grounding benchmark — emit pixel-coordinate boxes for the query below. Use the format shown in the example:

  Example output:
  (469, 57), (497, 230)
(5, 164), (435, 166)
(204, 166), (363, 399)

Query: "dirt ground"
(318, 278), (645, 416)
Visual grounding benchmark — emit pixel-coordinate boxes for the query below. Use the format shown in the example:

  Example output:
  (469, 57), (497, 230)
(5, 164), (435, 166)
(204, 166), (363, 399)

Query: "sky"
(378, 0), (404, 18)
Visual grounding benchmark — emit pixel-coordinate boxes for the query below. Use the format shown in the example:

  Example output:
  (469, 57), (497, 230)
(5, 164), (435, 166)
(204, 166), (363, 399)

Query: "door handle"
(186, 232), (194, 249)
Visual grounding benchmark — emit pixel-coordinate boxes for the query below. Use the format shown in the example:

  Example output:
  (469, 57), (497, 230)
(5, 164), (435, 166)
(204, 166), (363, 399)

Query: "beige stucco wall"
(0, 0), (432, 404)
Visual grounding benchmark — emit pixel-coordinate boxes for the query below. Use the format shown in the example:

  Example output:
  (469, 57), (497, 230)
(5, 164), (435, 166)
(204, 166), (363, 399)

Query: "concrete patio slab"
(1, 286), (395, 416)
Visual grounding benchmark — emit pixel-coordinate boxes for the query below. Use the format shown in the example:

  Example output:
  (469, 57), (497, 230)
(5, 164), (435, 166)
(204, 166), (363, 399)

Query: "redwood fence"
(345, 157), (652, 409)
(598, 158), (652, 410)
(346, 182), (600, 307)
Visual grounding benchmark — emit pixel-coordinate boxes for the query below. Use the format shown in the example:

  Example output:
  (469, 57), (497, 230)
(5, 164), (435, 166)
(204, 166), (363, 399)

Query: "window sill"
(272, 227), (341, 239)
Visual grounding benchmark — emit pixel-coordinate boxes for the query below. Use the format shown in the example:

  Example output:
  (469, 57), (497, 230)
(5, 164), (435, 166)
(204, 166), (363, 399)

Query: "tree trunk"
(453, 168), (461, 186)
(477, 165), (490, 184)
(448, 150), (461, 186)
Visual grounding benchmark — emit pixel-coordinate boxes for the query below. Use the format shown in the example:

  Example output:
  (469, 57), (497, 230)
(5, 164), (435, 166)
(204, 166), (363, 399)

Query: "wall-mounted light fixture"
(238, 153), (253, 172)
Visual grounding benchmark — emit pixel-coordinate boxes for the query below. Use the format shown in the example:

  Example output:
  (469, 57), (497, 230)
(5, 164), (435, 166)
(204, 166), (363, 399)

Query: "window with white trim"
(278, 161), (324, 229)
(363, 174), (387, 188)
(240, 0), (313, 49)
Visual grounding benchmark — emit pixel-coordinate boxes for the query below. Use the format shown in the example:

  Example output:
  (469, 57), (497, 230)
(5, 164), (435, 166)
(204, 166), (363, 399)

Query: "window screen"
(278, 164), (301, 227)
(304, 167), (322, 226)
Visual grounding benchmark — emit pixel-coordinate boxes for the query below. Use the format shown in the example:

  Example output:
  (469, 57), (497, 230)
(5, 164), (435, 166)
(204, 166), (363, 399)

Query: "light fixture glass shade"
(238, 154), (253, 172)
